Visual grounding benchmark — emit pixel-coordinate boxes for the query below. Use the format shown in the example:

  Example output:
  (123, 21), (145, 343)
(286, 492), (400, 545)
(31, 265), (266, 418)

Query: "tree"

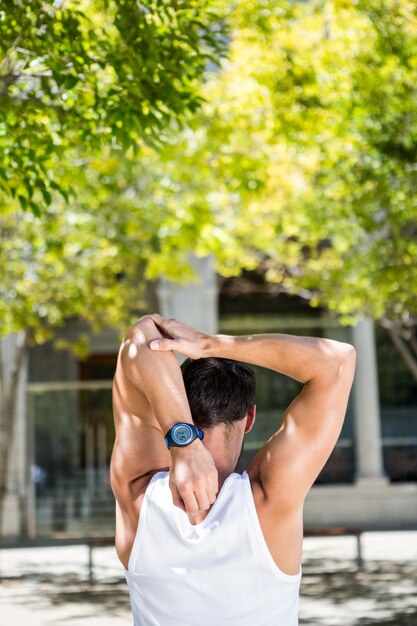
(0, 170), (218, 532)
(0, 199), (139, 531)
(110, 0), (417, 379)
(3, 0), (417, 535)
(0, 0), (229, 533)
(0, 0), (228, 214)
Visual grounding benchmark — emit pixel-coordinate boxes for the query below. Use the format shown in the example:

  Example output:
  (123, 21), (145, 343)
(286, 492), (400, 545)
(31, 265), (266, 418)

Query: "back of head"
(181, 357), (256, 429)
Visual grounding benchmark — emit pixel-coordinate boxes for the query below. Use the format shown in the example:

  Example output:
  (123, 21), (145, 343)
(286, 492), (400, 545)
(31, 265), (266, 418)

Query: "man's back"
(124, 471), (301, 626)
(111, 314), (355, 625)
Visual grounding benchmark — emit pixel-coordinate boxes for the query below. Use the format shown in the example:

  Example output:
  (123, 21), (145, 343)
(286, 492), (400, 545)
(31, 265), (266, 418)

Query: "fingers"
(149, 314), (178, 337)
(148, 313), (167, 325)
(209, 473), (219, 504)
(148, 314), (182, 351)
(169, 442), (219, 516)
(170, 480), (201, 516)
(170, 475), (218, 517)
(180, 489), (201, 517)
(170, 482), (186, 512)
(150, 338), (176, 351)
(193, 482), (211, 513)
(200, 474), (218, 508)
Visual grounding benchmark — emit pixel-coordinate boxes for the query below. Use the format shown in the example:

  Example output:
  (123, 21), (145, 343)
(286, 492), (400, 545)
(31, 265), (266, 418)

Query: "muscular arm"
(111, 316), (218, 518)
(206, 332), (356, 509)
(150, 315), (356, 512)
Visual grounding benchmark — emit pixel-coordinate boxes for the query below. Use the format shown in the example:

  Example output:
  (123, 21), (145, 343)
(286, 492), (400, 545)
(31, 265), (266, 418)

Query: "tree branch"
(386, 327), (417, 383)
(0, 72), (20, 88)
(0, 35), (22, 71)
(409, 327), (417, 359)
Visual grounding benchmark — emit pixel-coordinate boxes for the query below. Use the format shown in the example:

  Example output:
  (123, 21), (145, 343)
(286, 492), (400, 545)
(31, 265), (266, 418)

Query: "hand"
(148, 313), (210, 360)
(169, 439), (218, 515)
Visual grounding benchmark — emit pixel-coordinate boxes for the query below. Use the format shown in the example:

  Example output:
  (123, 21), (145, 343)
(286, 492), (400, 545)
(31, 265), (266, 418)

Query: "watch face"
(172, 424), (193, 445)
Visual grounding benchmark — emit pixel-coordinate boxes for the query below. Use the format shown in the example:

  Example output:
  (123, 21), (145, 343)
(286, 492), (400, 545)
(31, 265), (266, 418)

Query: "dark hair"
(180, 357), (256, 429)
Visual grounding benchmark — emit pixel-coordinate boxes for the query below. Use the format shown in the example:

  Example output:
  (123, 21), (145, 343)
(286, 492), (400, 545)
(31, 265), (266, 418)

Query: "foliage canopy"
(122, 0), (417, 328)
(2, 0), (417, 347)
(0, 0), (227, 214)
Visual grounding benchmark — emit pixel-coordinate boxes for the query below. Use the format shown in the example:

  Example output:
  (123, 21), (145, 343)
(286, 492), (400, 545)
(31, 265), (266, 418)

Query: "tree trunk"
(386, 327), (417, 384)
(0, 332), (28, 539)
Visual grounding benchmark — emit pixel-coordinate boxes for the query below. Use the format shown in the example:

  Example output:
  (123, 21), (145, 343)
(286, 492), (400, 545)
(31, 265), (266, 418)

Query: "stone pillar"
(0, 333), (29, 537)
(351, 318), (388, 484)
(156, 255), (218, 334)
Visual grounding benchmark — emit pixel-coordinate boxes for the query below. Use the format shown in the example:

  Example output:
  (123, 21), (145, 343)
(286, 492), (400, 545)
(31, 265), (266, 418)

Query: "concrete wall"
(305, 482), (417, 530)
(157, 255), (218, 335)
(28, 323), (121, 383)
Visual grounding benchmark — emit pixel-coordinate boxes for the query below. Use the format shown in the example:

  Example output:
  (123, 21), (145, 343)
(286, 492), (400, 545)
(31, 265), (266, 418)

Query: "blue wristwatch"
(164, 422), (204, 448)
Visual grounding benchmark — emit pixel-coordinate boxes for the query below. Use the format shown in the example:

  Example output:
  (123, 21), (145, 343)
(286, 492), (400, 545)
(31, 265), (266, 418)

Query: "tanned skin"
(111, 314), (356, 575)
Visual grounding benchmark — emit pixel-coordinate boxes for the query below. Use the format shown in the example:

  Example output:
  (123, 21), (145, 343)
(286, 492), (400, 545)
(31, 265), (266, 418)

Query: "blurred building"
(2, 256), (417, 539)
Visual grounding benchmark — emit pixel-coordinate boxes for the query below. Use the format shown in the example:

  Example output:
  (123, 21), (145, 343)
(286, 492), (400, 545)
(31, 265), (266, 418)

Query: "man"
(111, 313), (356, 626)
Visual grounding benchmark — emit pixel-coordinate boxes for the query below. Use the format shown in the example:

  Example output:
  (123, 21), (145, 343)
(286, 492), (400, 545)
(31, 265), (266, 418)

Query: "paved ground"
(0, 531), (416, 625)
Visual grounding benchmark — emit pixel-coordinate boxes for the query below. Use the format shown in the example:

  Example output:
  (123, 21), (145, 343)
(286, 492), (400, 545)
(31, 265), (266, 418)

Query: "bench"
(86, 537), (115, 582)
(304, 527), (364, 569)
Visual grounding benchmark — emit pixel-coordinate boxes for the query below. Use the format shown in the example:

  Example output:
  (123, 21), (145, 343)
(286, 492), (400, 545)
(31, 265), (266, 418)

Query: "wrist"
(204, 334), (234, 358)
(170, 437), (202, 455)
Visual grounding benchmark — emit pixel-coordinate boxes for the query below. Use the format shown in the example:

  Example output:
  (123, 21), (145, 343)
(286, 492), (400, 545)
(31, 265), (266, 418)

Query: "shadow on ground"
(0, 572), (130, 617)
(0, 559), (416, 625)
(300, 559), (417, 626)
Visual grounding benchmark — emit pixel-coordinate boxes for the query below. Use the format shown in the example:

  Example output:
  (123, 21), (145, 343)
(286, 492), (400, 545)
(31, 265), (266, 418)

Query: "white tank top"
(124, 471), (301, 626)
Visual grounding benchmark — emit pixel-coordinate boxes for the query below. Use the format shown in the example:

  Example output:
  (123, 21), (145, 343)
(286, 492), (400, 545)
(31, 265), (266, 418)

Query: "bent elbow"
(121, 316), (157, 357)
(321, 339), (356, 378)
(338, 342), (356, 361)
(125, 315), (155, 343)
(335, 342), (356, 378)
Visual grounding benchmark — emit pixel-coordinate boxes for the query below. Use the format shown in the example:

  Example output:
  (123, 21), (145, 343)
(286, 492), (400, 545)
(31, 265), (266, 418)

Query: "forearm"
(147, 314), (355, 512)
(204, 333), (354, 383)
(120, 316), (194, 434)
(117, 316), (218, 515)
